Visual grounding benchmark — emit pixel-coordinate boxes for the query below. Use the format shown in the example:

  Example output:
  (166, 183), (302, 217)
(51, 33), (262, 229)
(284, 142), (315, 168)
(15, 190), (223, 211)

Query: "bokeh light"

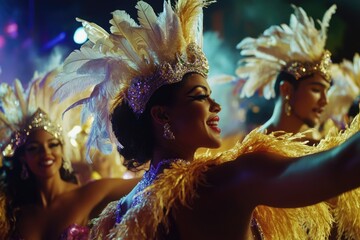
(73, 27), (87, 44)
(0, 35), (5, 49)
(4, 22), (18, 38)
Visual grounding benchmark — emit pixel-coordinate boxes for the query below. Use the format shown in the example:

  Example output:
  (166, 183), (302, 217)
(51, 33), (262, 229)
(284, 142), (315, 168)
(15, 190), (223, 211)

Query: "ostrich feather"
(76, 18), (109, 44)
(14, 79), (27, 118)
(157, 1), (177, 41)
(110, 12), (148, 54)
(61, 47), (108, 73)
(322, 53), (360, 124)
(0, 112), (16, 132)
(176, 0), (214, 45)
(236, 4), (336, 99)
(136, 1), (163, 45)
(52, 0), (210, 159)
(318, 5), (336, 40)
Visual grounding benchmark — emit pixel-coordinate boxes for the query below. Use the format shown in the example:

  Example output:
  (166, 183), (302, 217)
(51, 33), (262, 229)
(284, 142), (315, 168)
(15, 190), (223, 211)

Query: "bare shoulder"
(206, 151), (290, 184)
(198, 151), (293, 206)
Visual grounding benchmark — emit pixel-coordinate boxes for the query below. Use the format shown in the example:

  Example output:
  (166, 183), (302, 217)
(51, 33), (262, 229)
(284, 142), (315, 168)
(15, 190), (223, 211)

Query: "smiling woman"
(51, 0), (360, 239)
(236, 4), (336, 143)
(0, 71), (138, 239)
(110, 72), (222, 172)
(22, 130), (66, 179)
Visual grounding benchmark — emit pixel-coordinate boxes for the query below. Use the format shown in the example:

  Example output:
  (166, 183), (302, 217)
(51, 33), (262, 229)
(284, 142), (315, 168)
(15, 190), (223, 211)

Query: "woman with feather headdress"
(236, 4), (336, 145)
(52, 0), (360, 239)
(0, 70), (138, 239)
(236, 4), (360, 239)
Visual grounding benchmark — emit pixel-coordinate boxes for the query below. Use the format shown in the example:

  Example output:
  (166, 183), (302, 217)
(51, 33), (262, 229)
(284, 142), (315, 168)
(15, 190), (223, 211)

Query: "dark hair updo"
(111, 79), (186, 171)
(274, 71), (299, 98)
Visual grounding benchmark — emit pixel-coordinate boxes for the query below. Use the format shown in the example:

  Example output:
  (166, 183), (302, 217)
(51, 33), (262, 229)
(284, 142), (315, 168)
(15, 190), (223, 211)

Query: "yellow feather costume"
(91, 115), (360, 239)
(317, 123), (360, 240)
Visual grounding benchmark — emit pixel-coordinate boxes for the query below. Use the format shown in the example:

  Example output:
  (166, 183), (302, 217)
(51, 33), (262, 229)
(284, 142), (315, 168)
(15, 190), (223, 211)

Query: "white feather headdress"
(53, 0), (212, 157)
(0, 71), (64, 157)
(236, 4), (336, 99)
(0, 70), (82, 166)
(321, 53), (360, 124)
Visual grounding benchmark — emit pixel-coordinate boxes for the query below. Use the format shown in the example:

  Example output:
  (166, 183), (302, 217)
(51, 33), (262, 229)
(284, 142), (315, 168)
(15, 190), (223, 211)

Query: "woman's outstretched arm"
(207, 131), (360, 208)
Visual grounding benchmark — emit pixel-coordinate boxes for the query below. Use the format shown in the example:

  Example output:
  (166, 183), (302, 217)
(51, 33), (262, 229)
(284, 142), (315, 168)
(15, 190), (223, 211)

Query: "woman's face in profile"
(291, 73), (330, 127)
(166, 73), (222, 150)
(22, 129), (63, 179)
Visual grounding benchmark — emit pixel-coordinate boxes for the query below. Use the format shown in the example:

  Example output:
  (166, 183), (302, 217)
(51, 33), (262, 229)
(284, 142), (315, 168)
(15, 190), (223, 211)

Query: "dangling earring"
(284, 95), (292, 116)
(163, 123), (175, 140)
(21, 164), (29, 180)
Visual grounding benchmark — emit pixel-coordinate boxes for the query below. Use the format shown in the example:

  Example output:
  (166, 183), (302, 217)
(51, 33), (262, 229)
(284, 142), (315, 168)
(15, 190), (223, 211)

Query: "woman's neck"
(152, 147), (194, 168)
(36, 174), (68, 207)
(263, 116), (308, 134)
(263, 102), (309, 134)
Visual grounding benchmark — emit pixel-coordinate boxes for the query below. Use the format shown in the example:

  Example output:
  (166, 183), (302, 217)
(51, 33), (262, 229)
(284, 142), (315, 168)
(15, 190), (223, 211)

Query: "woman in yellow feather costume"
(0, 70), (139, 239)
(52, 0), (360, 239)
(236, 4), (360, 239)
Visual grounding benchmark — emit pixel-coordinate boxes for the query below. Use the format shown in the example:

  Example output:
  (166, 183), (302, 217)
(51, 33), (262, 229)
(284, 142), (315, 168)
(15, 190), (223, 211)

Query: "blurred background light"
(4, 22), (18, 38)
(43, 32), (66, 50)
(0, 35), (5, 49)
(73, 27), (87, 44)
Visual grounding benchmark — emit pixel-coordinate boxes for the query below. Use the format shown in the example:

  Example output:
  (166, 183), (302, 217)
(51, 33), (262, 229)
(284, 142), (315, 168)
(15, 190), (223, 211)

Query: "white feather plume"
(52, 0), (210, 160)
(236, 4), (336, 99)
(321, 53), (360, 124)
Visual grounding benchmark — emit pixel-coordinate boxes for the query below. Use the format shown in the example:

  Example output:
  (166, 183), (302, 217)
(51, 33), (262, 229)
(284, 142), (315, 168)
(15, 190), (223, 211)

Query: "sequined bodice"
(115, 159), (184, 224)
(59, 224), (90, 240)
(11, 224), (89, 240)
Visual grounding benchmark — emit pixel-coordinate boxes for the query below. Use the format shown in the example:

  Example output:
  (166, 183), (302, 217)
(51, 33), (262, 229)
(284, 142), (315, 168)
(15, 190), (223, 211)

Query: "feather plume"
(236, 5), (336, 99)
(14, 79), (27, 118)
(319, 5), (337, 41)
(321, 53), (360, 125)
(176, 0), (214, 45)
(52, 0), (210, 159)
(136, 1), (162, 39)
(0, 62), (88, 166)
(76, 18), (110, 44)
(0, 111), (16, 131)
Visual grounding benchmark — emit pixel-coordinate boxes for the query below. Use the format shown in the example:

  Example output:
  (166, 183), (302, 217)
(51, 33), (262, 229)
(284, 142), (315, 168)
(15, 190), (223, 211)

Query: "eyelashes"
(25, 141), (61, 152)
(189, 94), (210, 101)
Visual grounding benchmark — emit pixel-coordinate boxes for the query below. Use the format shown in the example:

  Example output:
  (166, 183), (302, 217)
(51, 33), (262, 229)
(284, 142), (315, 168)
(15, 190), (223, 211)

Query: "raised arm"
(75, 177), (139, 219)
(207, 131), (360, 208)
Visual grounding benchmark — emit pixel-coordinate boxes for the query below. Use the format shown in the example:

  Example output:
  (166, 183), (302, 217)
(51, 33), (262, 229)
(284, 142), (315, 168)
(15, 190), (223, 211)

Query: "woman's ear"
(279, 81), (294, 98)
(150, 106), (170, 125)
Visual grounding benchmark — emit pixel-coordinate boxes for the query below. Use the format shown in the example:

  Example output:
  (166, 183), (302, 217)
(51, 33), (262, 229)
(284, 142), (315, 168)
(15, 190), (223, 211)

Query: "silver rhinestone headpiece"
(6, 108), (63, 156)
(284, 50), (332, 82)
(126, 43), (209, 115)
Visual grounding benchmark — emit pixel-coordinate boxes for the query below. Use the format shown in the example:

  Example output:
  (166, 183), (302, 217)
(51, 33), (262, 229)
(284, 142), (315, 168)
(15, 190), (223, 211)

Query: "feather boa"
(317, 116), (360, 240)
(91, 114), (360, 239)
(0, 186), (10, 240)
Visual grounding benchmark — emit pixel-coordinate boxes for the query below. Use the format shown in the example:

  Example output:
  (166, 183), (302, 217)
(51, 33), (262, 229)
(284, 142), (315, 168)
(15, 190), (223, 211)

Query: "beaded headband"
(11, 108), (63, 149)
(0, 78), (65, 157)
(284, 50), (332, 82)
(126, 43), (209, 114)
